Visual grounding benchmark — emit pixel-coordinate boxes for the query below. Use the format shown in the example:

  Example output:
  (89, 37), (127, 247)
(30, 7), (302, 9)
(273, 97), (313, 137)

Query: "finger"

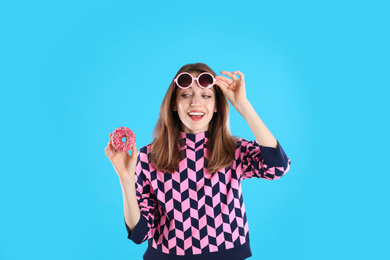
(130, 142), (138, 158)
(221, 71), (239, 81)
(233, 71), (245, 81)
(215, 75), (233, 85)
(106, 140), (115, 156)
(105, 145), (114, 158)
(215, 79), (229, 94)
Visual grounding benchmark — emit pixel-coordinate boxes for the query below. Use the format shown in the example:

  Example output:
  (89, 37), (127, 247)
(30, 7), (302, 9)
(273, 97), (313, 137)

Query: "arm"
(235, 99), (277, 148)
(105, 137), (156, 244)
(215, 71), (277, 148)
(215, 71), (291, 180)
(119, 174), (141, 231)
(237, 138), (291, 180)
(105, 136), (141, 231)
(125, 148), (158, 244)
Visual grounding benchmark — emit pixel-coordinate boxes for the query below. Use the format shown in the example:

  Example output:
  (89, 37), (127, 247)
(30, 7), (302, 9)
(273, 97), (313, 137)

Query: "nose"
(191, 93), (201, 106)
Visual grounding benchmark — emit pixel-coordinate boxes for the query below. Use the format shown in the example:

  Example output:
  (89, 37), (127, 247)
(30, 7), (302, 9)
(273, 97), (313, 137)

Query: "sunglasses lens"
(199, 74), (214, 88)
(178, 74), (192, 88)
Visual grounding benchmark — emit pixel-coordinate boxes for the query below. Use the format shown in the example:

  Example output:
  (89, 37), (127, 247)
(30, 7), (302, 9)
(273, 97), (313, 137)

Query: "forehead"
(189, 71), (201, 77)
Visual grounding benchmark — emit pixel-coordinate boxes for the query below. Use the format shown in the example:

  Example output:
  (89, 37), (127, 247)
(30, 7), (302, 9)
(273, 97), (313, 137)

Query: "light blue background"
(1, 0), (389, 259)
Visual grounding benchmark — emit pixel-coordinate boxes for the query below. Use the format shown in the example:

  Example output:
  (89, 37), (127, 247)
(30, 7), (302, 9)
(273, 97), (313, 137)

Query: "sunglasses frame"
(174, 72), (216, 89)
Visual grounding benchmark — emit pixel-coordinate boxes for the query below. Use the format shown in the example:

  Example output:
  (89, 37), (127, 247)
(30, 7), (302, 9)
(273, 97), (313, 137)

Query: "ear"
(173, 104), (177, 111)
(214, 106), (217, 112)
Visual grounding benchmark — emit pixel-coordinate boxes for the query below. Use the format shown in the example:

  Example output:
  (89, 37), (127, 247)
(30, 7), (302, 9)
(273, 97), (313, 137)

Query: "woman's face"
(173, 71), (217, 134)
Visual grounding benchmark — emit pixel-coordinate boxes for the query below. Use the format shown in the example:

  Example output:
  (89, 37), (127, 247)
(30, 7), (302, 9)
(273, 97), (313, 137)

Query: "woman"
(105, 63), (291, 259)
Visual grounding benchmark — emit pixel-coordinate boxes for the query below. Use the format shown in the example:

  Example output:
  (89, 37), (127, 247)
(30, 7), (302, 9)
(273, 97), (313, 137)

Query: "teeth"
(188, 112), (205, 116)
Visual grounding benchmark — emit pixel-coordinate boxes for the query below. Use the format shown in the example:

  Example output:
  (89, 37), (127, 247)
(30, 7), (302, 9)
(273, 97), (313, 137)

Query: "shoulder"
(137, 143), (153, 168)
(136, 143), (154, 176)
(138, 143), (152, 156)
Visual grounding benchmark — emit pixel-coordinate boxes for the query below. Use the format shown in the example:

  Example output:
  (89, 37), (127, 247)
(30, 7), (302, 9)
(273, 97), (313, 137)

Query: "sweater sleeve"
(238, 138), (291, 181)
(125, 147), (158, 244)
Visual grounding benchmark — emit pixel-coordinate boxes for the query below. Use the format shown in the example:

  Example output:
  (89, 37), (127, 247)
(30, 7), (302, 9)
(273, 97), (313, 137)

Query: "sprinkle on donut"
(111, 127), (136, 152)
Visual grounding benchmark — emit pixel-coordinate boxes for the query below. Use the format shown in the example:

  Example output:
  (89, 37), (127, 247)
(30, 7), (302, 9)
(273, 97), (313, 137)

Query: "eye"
(181, 93), (190, 98)
(203, 95), (212, 99)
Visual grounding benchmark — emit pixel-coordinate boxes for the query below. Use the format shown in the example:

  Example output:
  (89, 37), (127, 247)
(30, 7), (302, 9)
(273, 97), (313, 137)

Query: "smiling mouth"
(188, 112), (205, 120)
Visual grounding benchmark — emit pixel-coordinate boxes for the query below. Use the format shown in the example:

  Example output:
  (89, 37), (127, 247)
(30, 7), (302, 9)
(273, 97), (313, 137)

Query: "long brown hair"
(150, 63), (236, 174)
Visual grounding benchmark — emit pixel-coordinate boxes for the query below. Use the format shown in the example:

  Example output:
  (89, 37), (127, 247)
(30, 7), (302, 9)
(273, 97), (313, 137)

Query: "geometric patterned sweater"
(125, 131), (291, 260)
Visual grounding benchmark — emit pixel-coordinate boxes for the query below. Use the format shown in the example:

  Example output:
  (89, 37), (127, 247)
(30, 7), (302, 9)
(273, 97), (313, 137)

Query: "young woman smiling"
(105, 62), (291, 260)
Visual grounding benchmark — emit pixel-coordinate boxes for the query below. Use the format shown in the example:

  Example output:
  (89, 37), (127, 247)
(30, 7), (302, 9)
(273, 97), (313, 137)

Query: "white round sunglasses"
(174, 72), (216, 89)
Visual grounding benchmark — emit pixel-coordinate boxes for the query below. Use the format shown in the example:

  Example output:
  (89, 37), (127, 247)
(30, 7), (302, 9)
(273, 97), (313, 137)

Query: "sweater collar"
(179, 131), (209, 149)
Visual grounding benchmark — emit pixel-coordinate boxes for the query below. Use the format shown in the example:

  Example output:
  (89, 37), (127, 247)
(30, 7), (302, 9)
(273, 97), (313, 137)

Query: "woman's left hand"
(215, 71), (248, 111)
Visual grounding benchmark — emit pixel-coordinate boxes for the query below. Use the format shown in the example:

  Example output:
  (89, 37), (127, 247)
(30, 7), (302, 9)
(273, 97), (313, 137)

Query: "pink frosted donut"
(111, 127), (136, 152)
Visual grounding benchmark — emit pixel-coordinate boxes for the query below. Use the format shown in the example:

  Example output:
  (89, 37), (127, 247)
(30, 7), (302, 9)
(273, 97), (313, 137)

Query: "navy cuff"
(125, 216), (148, 244)
(258, 140), (289, 168)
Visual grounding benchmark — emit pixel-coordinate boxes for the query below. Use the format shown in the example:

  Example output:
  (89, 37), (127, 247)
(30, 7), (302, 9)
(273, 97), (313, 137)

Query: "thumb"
(215, 80), (229, 97)
(130, 142), (137, 158)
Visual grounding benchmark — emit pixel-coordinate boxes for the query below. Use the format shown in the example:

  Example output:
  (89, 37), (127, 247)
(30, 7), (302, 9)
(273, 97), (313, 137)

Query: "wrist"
(119, 172), (135, 184)
(235, 99), (252, 117)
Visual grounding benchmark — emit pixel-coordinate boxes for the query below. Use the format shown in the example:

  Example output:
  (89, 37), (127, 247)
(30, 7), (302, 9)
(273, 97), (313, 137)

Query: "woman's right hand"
(104, 133), (138, 180)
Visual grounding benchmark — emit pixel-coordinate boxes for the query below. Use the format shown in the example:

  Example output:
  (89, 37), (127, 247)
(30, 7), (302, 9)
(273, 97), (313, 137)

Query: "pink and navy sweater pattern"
(126, 131), (291, 260)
